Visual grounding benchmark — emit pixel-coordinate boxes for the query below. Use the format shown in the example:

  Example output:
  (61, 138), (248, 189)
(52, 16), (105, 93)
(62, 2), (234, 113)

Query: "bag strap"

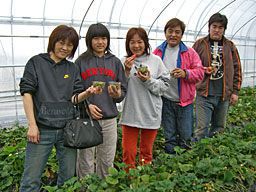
(72, 93), (79, 113)
(73, 93), (79, 103)
(83, 99), (95, 126)
(72, 93), (96, 126)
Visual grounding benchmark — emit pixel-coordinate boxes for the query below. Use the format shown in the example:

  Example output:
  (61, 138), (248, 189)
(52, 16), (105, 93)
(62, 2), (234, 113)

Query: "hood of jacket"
(38, 53), (69, 65)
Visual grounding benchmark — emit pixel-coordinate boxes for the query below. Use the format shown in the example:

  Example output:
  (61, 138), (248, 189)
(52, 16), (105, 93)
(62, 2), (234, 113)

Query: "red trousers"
(122, 125), (158, 170)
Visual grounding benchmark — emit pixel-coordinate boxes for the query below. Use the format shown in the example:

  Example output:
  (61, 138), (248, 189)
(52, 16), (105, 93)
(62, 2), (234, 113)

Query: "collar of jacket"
(157, 40), (188, 60)
(205, 34), (228, 43)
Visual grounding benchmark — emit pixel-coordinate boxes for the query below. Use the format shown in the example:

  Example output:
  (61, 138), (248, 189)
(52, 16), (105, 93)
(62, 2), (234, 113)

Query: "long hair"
(125, 27), (150, 57)
(85, 23), (111, 54)
(47, 25), (79, 59)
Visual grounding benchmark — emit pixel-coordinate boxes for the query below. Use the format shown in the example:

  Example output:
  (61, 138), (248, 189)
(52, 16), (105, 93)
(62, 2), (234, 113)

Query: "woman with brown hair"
(120, 27), (169, 171)
(19, 25), (96, 191)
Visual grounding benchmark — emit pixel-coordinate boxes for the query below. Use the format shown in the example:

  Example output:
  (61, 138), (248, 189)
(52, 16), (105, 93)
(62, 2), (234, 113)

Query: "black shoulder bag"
(63, 94), (103, 149)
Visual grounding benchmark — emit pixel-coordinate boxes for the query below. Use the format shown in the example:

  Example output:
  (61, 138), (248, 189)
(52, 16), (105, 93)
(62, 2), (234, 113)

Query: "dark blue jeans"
(20, 128), (77, 192)
(161, 97), (193, 154)
(194, 95), (229, 140)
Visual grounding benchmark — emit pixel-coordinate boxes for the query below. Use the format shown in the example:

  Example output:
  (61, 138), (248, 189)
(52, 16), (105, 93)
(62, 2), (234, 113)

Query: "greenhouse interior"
(1, 0), (256, 191)
(0, 0), (256, 127)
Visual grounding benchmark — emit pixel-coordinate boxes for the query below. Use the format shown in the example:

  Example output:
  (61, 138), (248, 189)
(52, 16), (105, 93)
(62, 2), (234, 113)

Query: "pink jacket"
(153, 41), (204, 106)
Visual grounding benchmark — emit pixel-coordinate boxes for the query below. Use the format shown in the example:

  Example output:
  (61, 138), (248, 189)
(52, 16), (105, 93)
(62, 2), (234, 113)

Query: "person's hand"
(76, 86), (100, 103)
(170, 68), (186, 78)
(137, 70), (150, 82)
(92, 81), (105, 94)
(89, 104), (103, 120)
(124, 54), (136, 74)
(85, 86), (97, 96)
(94, 86), (103, 95)
(204, 66), (214, 75)
(230, 93), (239, 105)
(108, 84), (121, 98)
(27, 124), (40, 144)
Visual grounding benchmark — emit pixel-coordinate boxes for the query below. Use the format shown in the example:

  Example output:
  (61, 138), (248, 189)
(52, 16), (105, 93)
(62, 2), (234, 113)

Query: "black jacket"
(20, 53), (84, 129)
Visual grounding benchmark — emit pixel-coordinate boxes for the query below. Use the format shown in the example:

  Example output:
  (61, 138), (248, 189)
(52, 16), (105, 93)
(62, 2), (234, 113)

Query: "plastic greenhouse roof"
(1, 0), (256, 38)
(0, 0), (256, 126)
(0, 0), (256, 65)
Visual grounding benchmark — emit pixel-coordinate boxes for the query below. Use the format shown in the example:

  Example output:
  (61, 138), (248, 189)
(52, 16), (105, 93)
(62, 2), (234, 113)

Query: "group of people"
(19, 12), (242, 191)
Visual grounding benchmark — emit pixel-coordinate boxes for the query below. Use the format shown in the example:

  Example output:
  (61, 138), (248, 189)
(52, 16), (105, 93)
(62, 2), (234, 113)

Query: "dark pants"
(194, 95), (229, 140)
(161, 97), (193, 154)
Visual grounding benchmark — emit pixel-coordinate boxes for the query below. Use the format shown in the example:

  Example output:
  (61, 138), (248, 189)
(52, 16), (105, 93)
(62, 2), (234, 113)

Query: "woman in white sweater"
(119, 27), (169, 171)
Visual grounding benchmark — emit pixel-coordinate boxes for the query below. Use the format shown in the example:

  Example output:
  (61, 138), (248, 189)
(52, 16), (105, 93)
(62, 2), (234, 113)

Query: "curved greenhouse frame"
(0, 0), (256, 126)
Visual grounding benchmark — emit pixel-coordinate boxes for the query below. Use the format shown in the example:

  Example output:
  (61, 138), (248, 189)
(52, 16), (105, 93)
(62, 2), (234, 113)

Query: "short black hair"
(164, 18), (186, 35)
(47, 25), (79, 59)
(208, 13), (228, 30)
(85, 23), (111, 53)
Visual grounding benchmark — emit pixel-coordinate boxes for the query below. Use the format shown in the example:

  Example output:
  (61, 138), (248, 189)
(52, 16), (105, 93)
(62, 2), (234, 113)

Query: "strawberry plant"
(0, 87), (255, 191)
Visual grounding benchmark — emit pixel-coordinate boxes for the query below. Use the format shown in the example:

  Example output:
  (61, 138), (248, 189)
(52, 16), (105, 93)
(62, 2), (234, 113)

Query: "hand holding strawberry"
(204, 66), (214, 75)
(124, 54), (136, 71)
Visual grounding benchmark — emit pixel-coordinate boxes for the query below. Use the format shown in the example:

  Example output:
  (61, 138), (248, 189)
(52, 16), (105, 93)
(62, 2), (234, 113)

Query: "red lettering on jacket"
(98, 67), (105, 74)
(81, 67), (116, 80)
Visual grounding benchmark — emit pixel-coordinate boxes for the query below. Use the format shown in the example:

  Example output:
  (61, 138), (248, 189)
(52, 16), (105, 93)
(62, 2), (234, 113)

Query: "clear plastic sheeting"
(0, 0), (256, 126)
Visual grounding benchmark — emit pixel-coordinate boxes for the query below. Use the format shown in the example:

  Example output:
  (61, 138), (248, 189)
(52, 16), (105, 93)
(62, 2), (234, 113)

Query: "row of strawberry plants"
(43, 122), (256, 192)
(0, 86), (255, 191)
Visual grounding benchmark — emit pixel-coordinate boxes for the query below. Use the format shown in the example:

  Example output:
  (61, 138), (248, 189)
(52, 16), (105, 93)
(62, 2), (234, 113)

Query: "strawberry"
(131, 54), (137, 60)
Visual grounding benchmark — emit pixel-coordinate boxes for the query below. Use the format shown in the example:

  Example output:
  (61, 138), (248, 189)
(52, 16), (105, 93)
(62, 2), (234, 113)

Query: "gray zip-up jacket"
(119, 53), (169, 129)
